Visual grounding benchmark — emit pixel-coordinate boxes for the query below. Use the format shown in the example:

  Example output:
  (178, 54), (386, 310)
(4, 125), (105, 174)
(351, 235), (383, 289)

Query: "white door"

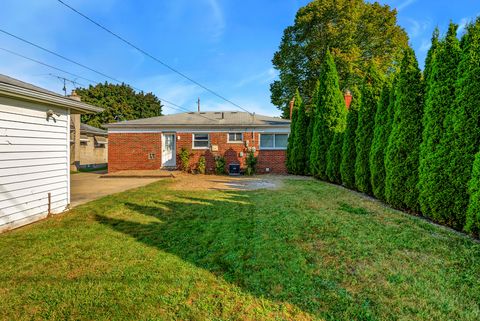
(162, 133), (176, 167)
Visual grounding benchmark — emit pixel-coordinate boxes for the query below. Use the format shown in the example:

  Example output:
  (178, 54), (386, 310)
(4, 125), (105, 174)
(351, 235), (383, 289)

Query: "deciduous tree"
(271, 0), (408, 117)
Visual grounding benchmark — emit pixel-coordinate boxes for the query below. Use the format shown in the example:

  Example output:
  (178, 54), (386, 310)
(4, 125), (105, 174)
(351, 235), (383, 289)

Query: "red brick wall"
(108, 133), (161, 172)
(108, 131), (287, 174)
(176, 131), (287, 174)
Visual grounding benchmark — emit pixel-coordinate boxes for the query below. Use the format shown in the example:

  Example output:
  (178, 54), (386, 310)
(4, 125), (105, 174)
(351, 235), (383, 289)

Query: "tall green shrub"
(309, 50), (347, 179)
(434, 18), (480, 229)
(286, 95), (299, 173)
(355, 65), (383, 195)
(326, 132), (344, 184)
(340, 87), (361, 189)
(418, 23), (461, 217)
(305, 81), (320, 175)
(385, 48), (424, 211)
(369, 81), (394, 200)
(466, 151), (480, 235)
(291, 90), (308, 174)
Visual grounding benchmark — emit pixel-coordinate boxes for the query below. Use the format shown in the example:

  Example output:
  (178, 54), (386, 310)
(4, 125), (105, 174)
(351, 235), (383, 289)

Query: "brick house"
(104, 111), (290, 174)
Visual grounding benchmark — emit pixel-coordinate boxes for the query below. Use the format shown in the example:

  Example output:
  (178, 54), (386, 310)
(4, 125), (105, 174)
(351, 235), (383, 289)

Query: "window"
(260, 133), (288, 150)
(228, 132), (243, 143)
(193, 133), (209, 149)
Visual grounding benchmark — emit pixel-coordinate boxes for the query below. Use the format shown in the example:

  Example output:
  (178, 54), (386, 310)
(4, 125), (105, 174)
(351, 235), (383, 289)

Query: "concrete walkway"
(70, 172), (164, 207)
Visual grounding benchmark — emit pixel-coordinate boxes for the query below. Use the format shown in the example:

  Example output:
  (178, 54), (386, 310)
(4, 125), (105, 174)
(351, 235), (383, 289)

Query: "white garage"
(0, 74), (102, 232)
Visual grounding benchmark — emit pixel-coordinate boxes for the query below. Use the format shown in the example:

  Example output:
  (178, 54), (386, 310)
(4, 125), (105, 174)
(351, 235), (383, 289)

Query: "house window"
(193, 133), (209, 149)
(260, 133), (288, 150)
(228, 132), (243, 143)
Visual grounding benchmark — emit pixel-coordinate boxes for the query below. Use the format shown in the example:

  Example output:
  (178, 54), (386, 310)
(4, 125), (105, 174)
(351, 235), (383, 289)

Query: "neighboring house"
(0, 75), (102, 232)
(70, 121), (108, 170)
(105, 111), (291, 174)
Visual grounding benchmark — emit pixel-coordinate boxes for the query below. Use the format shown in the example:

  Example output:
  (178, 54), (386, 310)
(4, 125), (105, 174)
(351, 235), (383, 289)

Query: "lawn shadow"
(94, 191), (376, 319)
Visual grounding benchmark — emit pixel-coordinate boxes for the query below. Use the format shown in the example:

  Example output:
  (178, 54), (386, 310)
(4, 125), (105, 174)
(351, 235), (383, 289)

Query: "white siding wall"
(0, 96), (70, 232)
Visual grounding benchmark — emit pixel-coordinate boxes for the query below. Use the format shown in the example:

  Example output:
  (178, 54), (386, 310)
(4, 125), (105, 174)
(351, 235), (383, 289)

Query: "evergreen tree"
(369, 81), (394, 200)
(423, 27), (440, 88)
(340, 87), (361, 189)
(286, 95), (299, 173)
(385, 48), (424, 211)
(291, 90), (308, 174)
(418, 23), (461, 217)
(355, 65), (383, 194)
(326, 132), (344, 184)
(309, 50), (347, 179)
(466, 151), (480, 236)
(305, 81), (320, 175)
(433, 18), (480, 229)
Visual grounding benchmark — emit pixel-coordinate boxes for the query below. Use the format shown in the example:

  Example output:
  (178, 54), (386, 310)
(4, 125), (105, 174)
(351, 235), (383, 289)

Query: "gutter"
(0, 82), (103, 114)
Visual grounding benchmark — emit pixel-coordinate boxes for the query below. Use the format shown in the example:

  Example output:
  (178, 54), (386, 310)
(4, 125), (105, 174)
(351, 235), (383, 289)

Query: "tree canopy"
(271, 0), (408, 117)
(77, 82), (163, 128)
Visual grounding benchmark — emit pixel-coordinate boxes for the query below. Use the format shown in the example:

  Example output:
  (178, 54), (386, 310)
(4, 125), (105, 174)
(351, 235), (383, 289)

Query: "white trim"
(227, 132), (243, 143)
(161, 133), (176, 167)
(259, 133), (289, 151)
(66, 110), (71, 206)
(108, 127), (290, 134)
(192, 133), (210, 150)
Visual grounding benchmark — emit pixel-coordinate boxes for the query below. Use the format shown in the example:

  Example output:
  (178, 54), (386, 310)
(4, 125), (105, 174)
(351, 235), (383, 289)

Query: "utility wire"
(56, 0), (253, 115)
(0, 47), (97, 84)
(0, 32), (218, 121)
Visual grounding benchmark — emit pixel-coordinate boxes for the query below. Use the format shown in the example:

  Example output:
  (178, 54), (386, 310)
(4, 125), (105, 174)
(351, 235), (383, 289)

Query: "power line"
(0, 47), (97, 84)
(56, 0), (253, 115)
(0, 39), (217, 120)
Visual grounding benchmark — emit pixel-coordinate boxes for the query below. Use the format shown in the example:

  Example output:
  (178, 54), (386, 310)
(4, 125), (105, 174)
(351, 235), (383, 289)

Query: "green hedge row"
(287, 18), (480, 237)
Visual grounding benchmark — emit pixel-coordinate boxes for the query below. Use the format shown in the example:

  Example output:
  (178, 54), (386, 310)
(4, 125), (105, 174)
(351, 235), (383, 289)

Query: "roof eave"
(0, 83), (103, 114)
(103, 123), (290, 129)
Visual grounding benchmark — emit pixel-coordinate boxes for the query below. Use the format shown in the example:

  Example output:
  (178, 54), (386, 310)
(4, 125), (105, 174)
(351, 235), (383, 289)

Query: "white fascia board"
(107, 127), (290, 134)
(0, 83), (103, 114)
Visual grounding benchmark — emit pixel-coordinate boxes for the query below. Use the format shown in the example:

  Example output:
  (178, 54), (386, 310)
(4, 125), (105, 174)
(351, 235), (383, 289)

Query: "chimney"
(68, 90), (81, 102)
(344, 89), (352, 109)
(289, 97), (295, 119)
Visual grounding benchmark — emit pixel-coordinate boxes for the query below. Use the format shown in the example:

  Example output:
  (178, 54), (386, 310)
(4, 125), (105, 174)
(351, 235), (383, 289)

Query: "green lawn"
(1, 179), (479, 320)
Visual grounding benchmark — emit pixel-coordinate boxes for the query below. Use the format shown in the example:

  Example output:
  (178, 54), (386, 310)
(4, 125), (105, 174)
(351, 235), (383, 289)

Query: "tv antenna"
(48, 73), (84, 96)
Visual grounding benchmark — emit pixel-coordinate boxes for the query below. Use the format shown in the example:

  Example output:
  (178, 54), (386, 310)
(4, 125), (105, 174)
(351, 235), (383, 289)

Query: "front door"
(162, 134), (176, 167)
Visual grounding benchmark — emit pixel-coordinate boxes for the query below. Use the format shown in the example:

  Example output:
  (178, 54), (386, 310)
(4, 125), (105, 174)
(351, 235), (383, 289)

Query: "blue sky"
(0, 1), (478, 116)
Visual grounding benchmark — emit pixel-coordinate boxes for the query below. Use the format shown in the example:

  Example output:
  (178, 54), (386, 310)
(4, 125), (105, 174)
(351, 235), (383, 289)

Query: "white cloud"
(206, 0), (226, 42)
(397, 0), (417, 12)
(419, 39), (431, 53)
(235, 68), (277, 88)
(405, 18), (431, 39)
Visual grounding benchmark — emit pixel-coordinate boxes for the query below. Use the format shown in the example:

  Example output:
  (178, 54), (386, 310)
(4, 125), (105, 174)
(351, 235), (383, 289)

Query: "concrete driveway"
(70, 172), (163, 207)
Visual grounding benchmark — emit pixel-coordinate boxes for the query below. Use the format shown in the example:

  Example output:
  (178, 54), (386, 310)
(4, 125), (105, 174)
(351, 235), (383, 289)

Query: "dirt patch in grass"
(168, 173), (312, 191)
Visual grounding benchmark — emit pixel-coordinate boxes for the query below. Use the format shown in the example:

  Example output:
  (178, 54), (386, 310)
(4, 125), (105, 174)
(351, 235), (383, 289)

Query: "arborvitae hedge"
(340, 87), (361, 189)
(438, 18), (480, 229)
(286, 96), (298, 174)
(326, 132), (344, 184)
(466, 151), (480, 235)
(355, 65), (383, 195)
(291, 90), (308, 174)
(369, 82), (393, 200)
(418, 23), (461, 218)
(309, 50), (347, 179)
(305, 81), (320, 175)
(384, 48), (424, 211)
